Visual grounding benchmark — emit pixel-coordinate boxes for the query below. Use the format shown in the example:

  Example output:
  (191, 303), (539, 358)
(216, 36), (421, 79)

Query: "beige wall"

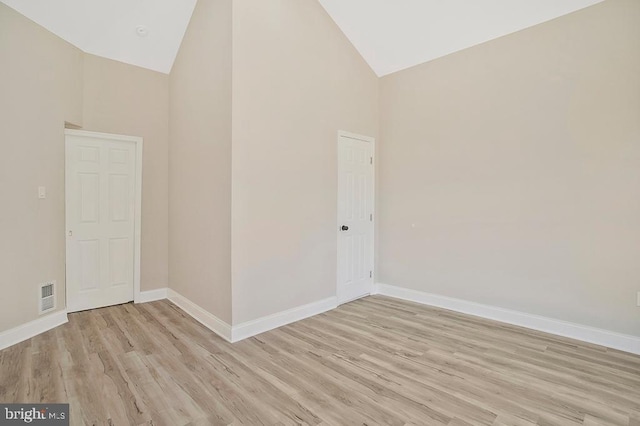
(83, 54), (169, 292)
(4, 0), (636, 342)
(0, 3), (84, 331)
(379, 0), (640, 336)
(0, 3), (170, 332)
(231, 0), (379, 324)
(169, 0), (232, 322)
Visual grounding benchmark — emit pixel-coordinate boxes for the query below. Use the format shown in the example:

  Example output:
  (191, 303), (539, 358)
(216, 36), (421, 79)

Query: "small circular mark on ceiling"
(136, 25), (149, 37)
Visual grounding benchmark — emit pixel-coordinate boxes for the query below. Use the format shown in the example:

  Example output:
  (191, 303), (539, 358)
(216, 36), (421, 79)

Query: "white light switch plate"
(38, 186), (46, 199)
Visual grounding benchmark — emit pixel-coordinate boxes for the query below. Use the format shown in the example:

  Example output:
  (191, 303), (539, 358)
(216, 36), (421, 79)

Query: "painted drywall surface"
(169, 0), (232, 323)
(318, 0), (604, 77)
(379, 0), (640, 336)
(0, 0), (197, 74)
(231, 0), (379, 324)
(0, 3), (83, 331)
(0, 4), (170, 332)
(82, 54), (170, 292)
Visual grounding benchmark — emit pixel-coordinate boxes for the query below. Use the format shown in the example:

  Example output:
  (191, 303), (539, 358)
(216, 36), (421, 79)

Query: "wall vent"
(39, 281), (56, 314)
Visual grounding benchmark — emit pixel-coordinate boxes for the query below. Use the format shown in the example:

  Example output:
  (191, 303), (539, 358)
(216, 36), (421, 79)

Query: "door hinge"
(370, 213), (373, 221)
(370, 271), (372, 278)
(370, 156), (373, 165)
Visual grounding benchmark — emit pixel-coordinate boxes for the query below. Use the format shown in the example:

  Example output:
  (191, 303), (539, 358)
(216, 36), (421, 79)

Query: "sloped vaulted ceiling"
(0, 0), (197, 73)
(318, 0), (604, 76)
(1, 0), (603, 75)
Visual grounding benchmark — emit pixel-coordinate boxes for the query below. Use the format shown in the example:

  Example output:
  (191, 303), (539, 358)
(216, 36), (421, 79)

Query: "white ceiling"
(2, 0), (603, 76)
(318, 0), (604, 76)
(0, 0), (197, 74)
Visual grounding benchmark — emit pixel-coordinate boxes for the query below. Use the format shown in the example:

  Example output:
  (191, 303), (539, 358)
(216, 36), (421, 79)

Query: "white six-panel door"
(337, 132), (375, 304)
(65, 130), (139, 312)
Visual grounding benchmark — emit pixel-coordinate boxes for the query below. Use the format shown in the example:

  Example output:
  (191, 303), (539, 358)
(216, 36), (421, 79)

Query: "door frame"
(64, 129), (144, 306)
(336, 130), (376, 305)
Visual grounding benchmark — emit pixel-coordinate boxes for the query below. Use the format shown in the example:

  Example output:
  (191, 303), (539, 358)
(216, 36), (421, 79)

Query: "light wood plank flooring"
(1, 296), (639, 425)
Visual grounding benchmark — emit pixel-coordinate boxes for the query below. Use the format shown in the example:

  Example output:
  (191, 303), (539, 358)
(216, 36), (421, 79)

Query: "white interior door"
(65, 131), (138, 312)
(337, 132), (375, 304)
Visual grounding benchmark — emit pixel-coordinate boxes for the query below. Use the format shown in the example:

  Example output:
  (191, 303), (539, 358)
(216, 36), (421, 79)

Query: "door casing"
(64, 129), (143, 310)
(336, 130), (375, 305)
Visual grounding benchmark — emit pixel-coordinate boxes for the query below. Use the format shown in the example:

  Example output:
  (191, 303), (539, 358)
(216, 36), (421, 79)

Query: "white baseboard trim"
(167, 289), (232, 342)
(231, 296), (338, 343)
(374, 283), (640, 355)
(0, 310), (68, 351)
(164, 289), (338, 344)
(0, 291), (338, 351)
(137, 288), (168, 303)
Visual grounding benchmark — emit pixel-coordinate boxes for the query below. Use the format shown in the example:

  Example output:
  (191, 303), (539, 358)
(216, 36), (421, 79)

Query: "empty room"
(1, 0), (639, 424)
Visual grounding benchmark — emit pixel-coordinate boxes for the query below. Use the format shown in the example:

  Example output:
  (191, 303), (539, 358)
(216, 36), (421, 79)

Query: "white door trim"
(64, 129), (144, 305)
(336, 130), (376, 305)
